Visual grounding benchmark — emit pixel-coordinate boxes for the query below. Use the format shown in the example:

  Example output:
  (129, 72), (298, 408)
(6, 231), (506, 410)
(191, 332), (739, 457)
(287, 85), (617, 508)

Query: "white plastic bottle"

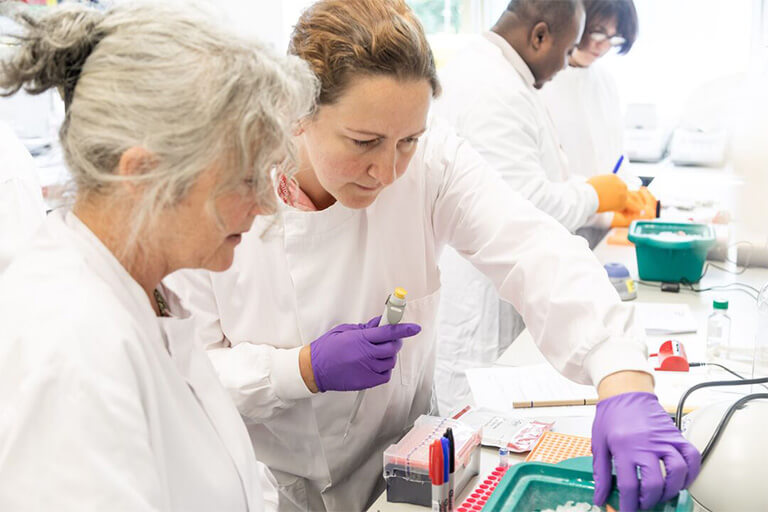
(706, 299), (731, 361)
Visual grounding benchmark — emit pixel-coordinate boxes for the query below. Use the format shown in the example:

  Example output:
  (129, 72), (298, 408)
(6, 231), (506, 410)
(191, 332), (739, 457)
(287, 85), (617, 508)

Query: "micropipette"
(342, 287), (407, 439)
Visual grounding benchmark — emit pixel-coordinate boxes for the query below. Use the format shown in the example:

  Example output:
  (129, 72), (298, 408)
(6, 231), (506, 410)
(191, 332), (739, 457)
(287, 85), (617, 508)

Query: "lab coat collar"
(255, 187), (357, 237)
(60, 209), (158, 322)
(59, 209), (258, 510)
(483, 31), (536, 89)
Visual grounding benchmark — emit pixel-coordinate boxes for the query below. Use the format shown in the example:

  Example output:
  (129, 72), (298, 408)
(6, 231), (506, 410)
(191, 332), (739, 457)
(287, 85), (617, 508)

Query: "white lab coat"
(0, 211), (278, 512)
(0, 121), (46, 273)
(166, 120), (649, 511)
(431, 33), (616, 414)
(433, 32), (603, 233)
(539, 62), (626, 179)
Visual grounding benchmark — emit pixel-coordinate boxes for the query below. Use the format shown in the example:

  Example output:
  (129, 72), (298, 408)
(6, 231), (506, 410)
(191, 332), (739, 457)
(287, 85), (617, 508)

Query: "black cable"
(674, 376), (768, 428)
(637, 278), (759, 299)
(634, 242), (763, 297)
(682, 249), (761, 295)
(687, 363), (768, 391)
(688, 362), (746, 380)
(706, 261), (749, 276)
(699, 393), (768, 464)
(698, 281), (761, 294)
(701, 240), (757, 277)
(698, 286), (758, 300)
(679, 277), (759, 299)
(715, 240), (761, 274)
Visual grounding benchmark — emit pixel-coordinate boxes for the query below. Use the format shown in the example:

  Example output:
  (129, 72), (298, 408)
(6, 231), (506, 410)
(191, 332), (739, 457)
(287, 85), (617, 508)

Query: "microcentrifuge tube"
(498, 446), (510, 468)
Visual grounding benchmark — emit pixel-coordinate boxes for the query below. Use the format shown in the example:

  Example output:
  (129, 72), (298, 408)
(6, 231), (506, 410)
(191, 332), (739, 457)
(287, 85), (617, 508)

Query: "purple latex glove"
(310, 316), (421, 392)
(592, 392), (701, 512)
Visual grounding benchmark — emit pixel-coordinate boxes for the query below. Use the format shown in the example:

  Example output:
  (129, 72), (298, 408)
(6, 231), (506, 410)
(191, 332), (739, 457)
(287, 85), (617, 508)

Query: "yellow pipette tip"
(393, 287), (407, 299)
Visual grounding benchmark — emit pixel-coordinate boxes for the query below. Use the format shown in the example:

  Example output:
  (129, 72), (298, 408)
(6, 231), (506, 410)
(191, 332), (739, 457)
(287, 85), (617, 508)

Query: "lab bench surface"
(368, 230), (739, 511)
(370, 165), (755, 511)
(367, 418), (592, 512)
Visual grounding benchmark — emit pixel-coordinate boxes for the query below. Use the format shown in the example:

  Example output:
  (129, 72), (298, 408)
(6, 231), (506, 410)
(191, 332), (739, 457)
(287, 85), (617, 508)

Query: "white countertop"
(370, 164), (760, 511)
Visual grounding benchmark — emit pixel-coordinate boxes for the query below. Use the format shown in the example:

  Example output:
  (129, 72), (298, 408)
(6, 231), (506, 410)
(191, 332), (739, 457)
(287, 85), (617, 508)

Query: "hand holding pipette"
(343, 288), (411, 438)
(309, 313), (419, 393)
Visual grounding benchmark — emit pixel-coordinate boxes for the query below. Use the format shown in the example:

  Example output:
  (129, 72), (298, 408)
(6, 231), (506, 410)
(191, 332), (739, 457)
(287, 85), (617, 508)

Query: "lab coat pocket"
(271, 469), (310, 512)
(396, 287), (440, 387)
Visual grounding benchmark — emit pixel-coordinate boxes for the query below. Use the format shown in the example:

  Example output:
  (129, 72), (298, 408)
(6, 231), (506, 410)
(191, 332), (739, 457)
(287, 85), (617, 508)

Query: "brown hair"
(581, 0), (638, 54)
(289, 0), (440, 106)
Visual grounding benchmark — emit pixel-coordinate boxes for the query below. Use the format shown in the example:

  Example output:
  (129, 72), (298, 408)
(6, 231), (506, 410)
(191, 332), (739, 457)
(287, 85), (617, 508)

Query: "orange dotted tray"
(524, 431), (592, 464)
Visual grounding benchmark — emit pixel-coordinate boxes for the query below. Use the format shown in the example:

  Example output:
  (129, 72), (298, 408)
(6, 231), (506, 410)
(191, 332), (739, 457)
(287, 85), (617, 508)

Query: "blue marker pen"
(612, 154), (624, 174)
(441, 437), (450, 512)
(445, 429), (455, 511)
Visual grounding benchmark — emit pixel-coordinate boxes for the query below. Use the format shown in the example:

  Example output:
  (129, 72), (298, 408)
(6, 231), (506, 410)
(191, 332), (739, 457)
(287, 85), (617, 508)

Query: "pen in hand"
(611, 154), (624, 175)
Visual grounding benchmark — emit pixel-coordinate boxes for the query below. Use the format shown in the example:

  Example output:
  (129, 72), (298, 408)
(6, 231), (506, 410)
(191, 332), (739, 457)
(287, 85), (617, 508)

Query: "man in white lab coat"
(435, 0), (639, 231)
(432, 0), (644, 414)
(0, 120), (46, 273)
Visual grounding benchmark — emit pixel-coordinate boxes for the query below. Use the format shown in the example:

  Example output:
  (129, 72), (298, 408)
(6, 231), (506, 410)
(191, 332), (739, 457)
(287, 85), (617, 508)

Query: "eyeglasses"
(588, 31), (626, 47)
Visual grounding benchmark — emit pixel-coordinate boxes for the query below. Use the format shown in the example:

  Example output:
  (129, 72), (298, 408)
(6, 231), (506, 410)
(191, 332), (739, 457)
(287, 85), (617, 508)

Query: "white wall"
(202, 0), (313, 52)
(600, 0), (756, 128)
(431, 0), (761, 129)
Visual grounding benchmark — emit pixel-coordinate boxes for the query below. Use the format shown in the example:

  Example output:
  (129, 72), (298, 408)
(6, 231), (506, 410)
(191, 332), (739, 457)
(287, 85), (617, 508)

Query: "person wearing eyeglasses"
(540, 0), (639, 202)
(432, 0), (650, 417)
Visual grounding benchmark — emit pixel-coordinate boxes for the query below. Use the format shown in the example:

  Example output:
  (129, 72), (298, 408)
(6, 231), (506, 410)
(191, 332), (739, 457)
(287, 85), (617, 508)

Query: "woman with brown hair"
(168, 1), (699, 510)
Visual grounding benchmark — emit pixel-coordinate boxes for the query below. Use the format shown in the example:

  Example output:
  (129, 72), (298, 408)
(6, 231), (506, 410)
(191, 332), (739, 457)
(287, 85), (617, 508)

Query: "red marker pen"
(430, 440), (443, 512)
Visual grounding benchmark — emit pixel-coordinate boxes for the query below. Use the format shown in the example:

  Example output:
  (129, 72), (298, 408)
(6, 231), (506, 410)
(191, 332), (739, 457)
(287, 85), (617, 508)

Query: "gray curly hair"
(1, 1), (317, 242)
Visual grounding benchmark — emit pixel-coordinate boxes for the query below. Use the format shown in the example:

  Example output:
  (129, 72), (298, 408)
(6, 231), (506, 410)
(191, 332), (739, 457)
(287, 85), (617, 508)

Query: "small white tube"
(380, 287), (407, 326)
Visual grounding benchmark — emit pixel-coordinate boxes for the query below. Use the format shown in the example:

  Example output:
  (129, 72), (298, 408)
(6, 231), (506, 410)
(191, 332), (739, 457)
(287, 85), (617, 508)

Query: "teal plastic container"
(627, 221), (716, 283)
(483, 457), (693, 512)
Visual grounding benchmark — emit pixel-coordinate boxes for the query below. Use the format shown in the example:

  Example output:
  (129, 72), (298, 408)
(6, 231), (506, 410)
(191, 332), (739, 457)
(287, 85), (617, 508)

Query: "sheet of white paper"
(635, 302), (698, 335)
(465, 362), (751, 421)
(450, 407), (528, 447)
(465, 364), (598, 417)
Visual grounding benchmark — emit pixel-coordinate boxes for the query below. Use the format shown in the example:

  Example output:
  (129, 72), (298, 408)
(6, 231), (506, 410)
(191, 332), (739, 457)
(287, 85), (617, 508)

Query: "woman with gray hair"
(0, 2), (316, 510)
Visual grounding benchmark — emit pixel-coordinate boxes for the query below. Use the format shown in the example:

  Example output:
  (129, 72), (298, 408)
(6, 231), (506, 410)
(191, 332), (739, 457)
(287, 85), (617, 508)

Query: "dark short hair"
(582, 0), (638, 54)
(506, 0), (583, 34)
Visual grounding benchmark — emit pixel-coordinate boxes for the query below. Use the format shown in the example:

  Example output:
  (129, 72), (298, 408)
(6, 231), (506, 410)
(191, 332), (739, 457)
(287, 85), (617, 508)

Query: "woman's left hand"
(592, 392), (701, 512)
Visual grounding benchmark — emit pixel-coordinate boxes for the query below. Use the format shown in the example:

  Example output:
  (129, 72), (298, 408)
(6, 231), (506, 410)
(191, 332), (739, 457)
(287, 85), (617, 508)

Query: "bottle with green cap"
(706, 298), (731, 361)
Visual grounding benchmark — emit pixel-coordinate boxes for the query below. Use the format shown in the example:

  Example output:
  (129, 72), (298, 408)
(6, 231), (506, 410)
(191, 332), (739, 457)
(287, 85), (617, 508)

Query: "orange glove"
(611, 187), (659, 227)
(638, 187), (658, 214)
(587, 174), (628, 213)
(624, 190), (645, 214)
(611, 209), (651, 227)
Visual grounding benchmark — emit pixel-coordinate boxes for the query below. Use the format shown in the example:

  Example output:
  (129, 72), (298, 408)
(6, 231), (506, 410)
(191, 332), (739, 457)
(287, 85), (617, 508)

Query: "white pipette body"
(343, 288), (407, 439)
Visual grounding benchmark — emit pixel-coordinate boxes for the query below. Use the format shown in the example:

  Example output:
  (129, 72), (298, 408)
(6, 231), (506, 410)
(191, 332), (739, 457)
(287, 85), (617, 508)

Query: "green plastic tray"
(482, 457), (693, 511)
(627, 221), (716, 283)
